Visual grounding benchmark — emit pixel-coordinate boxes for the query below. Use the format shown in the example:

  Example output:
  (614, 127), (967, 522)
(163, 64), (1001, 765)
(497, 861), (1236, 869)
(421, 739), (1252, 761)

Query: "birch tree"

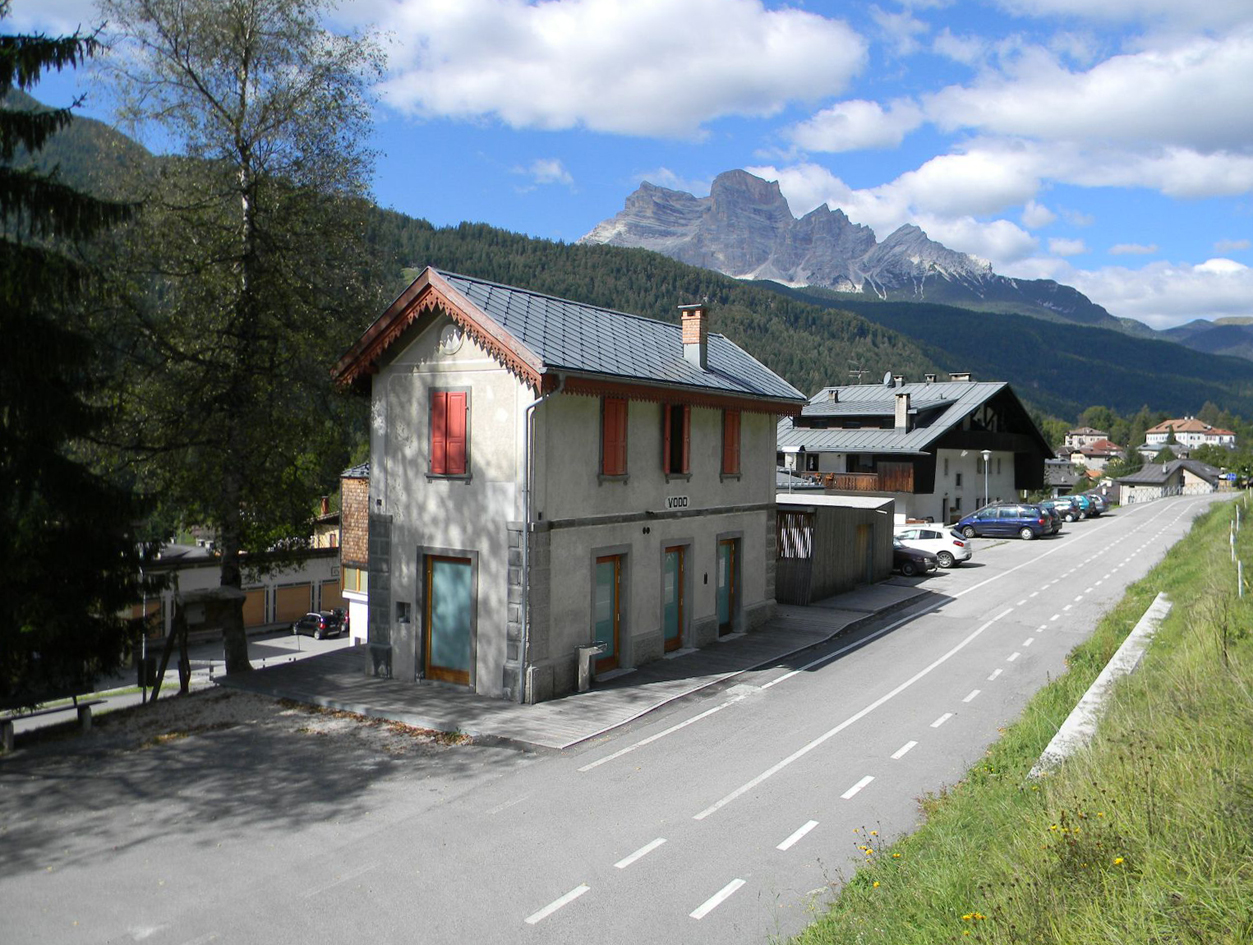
(99, 0), (384, 674)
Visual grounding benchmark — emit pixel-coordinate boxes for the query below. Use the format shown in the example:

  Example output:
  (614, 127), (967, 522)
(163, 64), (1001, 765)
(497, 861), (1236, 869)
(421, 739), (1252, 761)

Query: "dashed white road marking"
(1063, 605), (1073, 612)
(615, 838), (666, 870)
(691, 879), (746, 920)
(1029, 591), (1039, 597)
(1007, 652), (1021, 662)
(777, 820), (819, 851)
(891, 740), (918, 759)
(692, 609), (1013, 820)
(1022, 638), (1034, 647)
(526, 885), (590, 925)
(841, 775), (875, 799)
(930, 713), (953, 728)
(1017, 599), (1027, 606)
(1084, 587), (1094, 593)
(962, 689), (981, 703)
(987, 668), (1003, 681)
(1050, 614), (1061, 621)
(579, 698), (742, 771)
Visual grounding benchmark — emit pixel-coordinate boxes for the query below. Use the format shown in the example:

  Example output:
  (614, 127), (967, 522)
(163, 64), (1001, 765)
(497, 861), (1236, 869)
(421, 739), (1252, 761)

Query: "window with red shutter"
(662, 404), (690, 475)
(430, 389), (469, 477)
(722, 409), (741, 476)
(602, 397), (628, 476)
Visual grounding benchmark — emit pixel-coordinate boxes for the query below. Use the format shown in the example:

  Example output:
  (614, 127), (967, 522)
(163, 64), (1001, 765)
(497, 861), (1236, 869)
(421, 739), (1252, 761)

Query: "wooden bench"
(0, 698), (107, 752)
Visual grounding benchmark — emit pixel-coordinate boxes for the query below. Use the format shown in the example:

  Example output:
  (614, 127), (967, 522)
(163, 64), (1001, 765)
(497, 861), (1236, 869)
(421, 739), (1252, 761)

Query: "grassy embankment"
(796, 496), (1253, 945)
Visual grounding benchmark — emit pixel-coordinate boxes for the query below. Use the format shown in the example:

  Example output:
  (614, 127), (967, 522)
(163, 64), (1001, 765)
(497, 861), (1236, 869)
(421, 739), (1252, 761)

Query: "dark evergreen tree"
(0, 4), (150, 706)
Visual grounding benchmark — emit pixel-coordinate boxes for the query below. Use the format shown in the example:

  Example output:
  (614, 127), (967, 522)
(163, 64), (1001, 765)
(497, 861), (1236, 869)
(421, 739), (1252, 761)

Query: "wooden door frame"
(662, 544), (687, 652)
(419, 550), (477, 688)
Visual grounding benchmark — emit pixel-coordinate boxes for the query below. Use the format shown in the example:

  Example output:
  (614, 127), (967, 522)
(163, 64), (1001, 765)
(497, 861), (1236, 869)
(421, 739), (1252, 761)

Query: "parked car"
(1039, 505), (1064, 534)
(1089, 493), (1110, 514)
(894, 525), (973, 569)
(1040, 497), (1083, 522)
(956, 503), (1052, 540)
(893, 537), (939, 576)
(1071, 493), (1100, 517)
(292, 611), (344, 640)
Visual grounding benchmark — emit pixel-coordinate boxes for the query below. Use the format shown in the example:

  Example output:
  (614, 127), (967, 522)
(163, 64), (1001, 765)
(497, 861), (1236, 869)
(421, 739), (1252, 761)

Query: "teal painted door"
(425, 556), (472, 685)
(663, 547), (684, 652)
(717, 539), (736, 634)
(594, 555), (621, 672)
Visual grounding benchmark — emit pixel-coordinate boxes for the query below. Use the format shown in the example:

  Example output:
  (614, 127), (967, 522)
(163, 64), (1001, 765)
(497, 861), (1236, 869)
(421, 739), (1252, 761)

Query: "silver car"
(894, 525), (974, 569)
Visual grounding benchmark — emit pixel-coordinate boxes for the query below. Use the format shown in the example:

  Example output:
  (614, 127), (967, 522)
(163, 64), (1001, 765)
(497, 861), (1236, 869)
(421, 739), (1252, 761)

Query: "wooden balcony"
(816, 462), (915, 494)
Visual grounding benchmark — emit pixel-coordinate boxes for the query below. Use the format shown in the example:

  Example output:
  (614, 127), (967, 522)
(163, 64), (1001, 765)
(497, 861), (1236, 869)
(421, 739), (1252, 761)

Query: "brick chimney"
(679, 302), (708, 369)
(895, 391), (911, 432)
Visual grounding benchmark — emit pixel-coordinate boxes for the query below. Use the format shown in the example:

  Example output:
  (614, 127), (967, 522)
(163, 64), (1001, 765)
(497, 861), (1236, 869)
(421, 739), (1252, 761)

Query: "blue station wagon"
(957, 503), (1052, 540)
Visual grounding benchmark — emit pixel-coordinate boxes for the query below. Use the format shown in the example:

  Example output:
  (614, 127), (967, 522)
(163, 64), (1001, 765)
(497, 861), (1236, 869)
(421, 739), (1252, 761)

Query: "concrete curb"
(217, 586), (935, 753)
(1029, 591), (1172, 778)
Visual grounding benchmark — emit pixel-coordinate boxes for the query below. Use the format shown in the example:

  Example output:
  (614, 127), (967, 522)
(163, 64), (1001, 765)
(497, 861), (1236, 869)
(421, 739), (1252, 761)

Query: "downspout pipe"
(519, 373), (564, 703)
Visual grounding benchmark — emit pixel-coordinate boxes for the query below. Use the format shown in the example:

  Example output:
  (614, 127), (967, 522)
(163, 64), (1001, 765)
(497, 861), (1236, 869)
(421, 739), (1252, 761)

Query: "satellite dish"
(883, 370), (893, 387)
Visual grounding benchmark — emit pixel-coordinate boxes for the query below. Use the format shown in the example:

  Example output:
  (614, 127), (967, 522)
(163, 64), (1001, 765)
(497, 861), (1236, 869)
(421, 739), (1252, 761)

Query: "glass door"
(594, 555), (621, 672)
(716, 539), (736, 635)
(662, 546), (684, 652)
(425, 556), (472, 685)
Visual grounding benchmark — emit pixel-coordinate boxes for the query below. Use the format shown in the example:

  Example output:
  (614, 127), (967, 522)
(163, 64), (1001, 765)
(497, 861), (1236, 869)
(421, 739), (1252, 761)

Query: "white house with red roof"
(332, 268), (805, 703)
(1145, 418), (1236, 449)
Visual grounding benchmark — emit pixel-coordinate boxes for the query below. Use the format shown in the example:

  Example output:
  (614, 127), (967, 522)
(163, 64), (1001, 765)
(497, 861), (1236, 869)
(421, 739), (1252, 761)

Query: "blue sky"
(10, 0), (1253, 330)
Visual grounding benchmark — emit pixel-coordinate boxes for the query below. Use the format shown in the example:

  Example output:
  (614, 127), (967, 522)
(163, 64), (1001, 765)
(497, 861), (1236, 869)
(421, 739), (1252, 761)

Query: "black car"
(893, 538), (939, 577)
(292, 610), (344, 640)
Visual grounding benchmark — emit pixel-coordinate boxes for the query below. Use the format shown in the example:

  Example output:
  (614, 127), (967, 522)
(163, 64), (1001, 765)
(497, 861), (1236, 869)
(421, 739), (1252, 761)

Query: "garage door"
(320, 579), (345, 613)
(274, 584), (312, 624)
(243, 588), (266, 628)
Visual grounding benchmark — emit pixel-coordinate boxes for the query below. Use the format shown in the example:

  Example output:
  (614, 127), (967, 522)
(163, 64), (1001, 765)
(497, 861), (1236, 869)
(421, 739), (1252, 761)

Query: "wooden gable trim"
(560, 373), (803, 416)
(331, 268), (545, 391)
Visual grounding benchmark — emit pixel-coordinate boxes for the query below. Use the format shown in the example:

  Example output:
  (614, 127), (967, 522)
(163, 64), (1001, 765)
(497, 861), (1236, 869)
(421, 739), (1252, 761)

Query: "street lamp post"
(982, 449), (992, 508)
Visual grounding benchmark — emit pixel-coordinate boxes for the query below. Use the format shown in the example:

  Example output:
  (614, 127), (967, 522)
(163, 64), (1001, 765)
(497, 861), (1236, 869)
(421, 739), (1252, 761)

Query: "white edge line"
(693, 608), (1010, 820)
(777, 820), (819, 851)
(578, 699), (738, 771)
(614, 838), (666, 870)
(691, 879), (746, 920)
(891, 740), (917, 759)
(525, 884), (590, 925)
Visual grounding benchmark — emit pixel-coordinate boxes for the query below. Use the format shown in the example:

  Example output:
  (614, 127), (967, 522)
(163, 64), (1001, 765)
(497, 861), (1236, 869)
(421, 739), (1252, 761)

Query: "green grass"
(795, 496), (1253, 945)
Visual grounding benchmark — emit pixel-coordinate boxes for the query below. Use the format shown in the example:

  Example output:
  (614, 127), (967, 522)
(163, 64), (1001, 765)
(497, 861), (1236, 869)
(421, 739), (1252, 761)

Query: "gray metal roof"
(439, 271), (805, 403)
(1118, 458), (1221, 485)
(777, 380), (1009, 455)
(341, 461), (370, 479)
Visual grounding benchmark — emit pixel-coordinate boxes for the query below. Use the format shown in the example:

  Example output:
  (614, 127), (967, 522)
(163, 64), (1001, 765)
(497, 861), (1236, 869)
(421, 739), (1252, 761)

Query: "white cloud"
(1065, 257), (1253, 329)
(992, 0), (1252, 31)
(1049, 237), (1087, 256)
(374, 0), (867, 137)
(6, 0), (101, 33)
(1215, 238), (1251, 252)
(787, 98), (923, 153)
(925, 28), (1253, 157)
(1059, 207), (1095, 226)
(513, 158), (574, 190)
(745, 161), (1038, 267)
(1021, 200), (1057, 228)
(1110, 243), (1159, 254)
(932, 28), (988, 65)
(870, 4), (930, 56)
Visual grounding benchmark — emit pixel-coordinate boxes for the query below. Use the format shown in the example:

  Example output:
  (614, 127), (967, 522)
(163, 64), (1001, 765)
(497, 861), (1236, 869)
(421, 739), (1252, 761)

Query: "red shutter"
(430, 391), (448, 475)
(662, 404), (672, 473)
(722, 409), (741, 475)
(603, 398), (627, 475)
(446, 391), (467, 474)
(681, 405), (691, 474)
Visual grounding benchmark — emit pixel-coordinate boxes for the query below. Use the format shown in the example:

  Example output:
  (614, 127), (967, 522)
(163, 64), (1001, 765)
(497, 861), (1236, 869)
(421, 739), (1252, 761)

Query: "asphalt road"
(0, 494), (1226, 945)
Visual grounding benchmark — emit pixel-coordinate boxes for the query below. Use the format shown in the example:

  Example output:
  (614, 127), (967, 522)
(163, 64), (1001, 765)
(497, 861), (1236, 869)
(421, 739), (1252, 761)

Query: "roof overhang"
(331, 268), (546, 392)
